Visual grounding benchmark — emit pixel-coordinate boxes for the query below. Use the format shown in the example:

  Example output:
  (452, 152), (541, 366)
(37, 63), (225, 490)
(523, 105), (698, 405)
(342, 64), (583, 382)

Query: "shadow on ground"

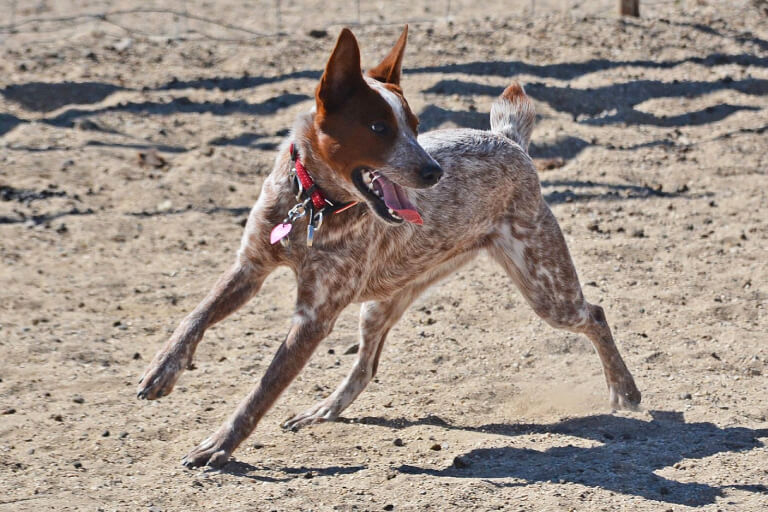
(347, 411), (767, 506)
(422, 77), (767, 126)
(209, 460), (366, 483)
(1, 82), (124, 112)
(408, 52), (768, 81)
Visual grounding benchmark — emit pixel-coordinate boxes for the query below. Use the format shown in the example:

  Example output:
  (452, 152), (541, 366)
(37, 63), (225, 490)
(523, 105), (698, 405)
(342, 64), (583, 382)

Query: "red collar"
(289, 143), (357, 214)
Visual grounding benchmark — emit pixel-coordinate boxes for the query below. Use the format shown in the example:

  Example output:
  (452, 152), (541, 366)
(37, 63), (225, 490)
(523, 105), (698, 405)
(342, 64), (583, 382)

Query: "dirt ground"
(1, 1), (767, 510)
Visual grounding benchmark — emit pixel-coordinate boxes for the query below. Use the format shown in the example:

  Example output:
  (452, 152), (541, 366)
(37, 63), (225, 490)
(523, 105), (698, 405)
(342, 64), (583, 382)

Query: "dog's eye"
(370, 122), (390, 135)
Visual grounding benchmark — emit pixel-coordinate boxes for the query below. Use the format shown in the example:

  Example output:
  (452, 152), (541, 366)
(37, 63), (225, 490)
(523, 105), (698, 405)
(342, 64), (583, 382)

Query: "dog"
(137, 26), (641, 468)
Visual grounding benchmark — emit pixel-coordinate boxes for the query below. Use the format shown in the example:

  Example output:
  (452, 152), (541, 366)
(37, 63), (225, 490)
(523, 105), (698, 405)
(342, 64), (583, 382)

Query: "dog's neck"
(287, 112), (358, 205)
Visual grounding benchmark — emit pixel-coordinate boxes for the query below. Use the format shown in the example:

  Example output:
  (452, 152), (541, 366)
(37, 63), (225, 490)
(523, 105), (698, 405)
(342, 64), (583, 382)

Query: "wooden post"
(619, 0), (640, 16)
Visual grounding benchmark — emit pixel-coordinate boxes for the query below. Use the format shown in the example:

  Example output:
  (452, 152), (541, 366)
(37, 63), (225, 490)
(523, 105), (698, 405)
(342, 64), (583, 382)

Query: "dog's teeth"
(388, 208), (394, 214)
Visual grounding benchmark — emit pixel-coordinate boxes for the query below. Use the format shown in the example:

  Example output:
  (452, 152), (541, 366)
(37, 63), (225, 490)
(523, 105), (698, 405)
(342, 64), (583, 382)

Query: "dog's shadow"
(211, 459), (366, 483)
(347, 410), (767, 506)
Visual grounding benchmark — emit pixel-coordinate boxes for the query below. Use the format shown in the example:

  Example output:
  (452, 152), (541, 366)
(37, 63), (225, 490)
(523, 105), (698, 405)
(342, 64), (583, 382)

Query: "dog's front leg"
(181, 282), (352, 468)
(137, 259), (271, 400)
(283, 290), (422, 431)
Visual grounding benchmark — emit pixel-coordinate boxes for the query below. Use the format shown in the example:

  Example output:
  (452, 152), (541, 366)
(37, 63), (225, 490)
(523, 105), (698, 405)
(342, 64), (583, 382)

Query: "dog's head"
(312, 26), (441, 225)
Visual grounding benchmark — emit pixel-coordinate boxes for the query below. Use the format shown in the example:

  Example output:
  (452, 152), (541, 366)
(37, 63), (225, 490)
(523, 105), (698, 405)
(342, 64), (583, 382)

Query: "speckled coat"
(137, 27), (640, 468)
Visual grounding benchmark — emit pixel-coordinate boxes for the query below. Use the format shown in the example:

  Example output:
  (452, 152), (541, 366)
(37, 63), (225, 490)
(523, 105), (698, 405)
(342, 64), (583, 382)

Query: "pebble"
(393, 438), (404, 447)
(111, 38), (133, 52)
(452, 456), (470, 468)
(2, 408), (16, 415)
(138, 149), (167, 169)
(73, 396), (85, 404)
(430, 443), (442, 451)
(344, 343), (359, 355)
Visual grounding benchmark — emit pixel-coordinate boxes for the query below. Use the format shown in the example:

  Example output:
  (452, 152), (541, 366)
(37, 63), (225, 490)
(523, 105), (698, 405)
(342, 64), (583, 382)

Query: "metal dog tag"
(306, 222), (315, 247)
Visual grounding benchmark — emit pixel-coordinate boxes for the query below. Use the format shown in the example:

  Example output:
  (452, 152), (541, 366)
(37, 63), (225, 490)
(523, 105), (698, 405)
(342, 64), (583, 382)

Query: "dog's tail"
(490, 82), (535, 152)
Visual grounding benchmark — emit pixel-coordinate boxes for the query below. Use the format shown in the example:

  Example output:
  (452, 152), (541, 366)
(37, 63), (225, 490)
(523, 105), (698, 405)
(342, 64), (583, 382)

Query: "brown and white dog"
(137, 26), (641, 468)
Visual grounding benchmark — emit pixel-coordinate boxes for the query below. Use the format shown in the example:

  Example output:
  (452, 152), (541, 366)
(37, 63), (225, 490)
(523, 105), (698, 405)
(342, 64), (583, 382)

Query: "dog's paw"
(609, 377), (642, 411)
(282, 401), (338, 431)
(182, 434), (232, 469)
(136, 355), (184, 400)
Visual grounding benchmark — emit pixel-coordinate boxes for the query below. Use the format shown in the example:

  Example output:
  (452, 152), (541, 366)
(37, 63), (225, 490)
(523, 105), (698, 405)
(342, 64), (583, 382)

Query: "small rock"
(452, 456), (470, 468)
(535, 157), (565, 171)
(430, 443), (442, 451)
(303, 471), (314, 479)
(587, 221), (602, 233)
(632, 229), (646, 238)
(344, 343), (359, 355)
(52, 414), (63, 422)
(157, 200), (173, 212)
(102, 430), (110, 437)
(111, 38), (133, 52)
(72, 396), (85, 404)
(383, 505), (394, 511)
(73, 119), (104, 131)
(308, 29), (328, 38)
(132, 352), (141, 360)
(138, 149), (167, 169)
(679, 393), (692, 400)
(73, 461), (82, 469)
(119, 432), (129, 439)
(2, 408), (16, 415)
(393, 438), (404, 447)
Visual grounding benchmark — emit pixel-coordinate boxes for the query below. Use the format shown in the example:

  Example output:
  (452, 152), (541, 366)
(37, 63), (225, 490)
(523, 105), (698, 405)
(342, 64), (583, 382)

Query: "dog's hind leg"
(181, 278), (354, 468)
(137, 258), (271, 400)
(282, 292), (417, 431)
(488, 203), (641, 410)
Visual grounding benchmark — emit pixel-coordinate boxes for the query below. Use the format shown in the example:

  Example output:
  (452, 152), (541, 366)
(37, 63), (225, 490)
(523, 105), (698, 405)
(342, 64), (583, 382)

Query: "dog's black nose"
(419, 163), (443, 186)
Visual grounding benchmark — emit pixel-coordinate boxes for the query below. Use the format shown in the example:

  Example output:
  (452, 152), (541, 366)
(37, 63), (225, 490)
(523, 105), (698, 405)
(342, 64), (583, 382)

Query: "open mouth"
(352, 169), (423, 225)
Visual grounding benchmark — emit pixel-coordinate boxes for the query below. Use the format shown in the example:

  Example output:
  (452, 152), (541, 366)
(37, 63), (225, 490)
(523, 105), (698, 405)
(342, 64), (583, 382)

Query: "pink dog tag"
(270, 223), (292, 244)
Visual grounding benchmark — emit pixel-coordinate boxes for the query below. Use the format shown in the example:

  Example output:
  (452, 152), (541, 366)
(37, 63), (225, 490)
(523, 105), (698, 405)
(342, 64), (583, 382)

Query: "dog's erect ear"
(316, 28), (367, 112)
(366, 25), (408, 85)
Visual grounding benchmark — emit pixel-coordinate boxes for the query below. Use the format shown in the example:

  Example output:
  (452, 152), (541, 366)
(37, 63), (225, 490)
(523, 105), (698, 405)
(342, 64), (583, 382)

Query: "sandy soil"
(1, 1), (767, 510)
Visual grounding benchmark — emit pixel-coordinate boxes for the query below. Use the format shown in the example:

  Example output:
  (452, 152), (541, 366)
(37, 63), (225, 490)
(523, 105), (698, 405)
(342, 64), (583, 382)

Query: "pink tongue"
(373, 174), (423, 225)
